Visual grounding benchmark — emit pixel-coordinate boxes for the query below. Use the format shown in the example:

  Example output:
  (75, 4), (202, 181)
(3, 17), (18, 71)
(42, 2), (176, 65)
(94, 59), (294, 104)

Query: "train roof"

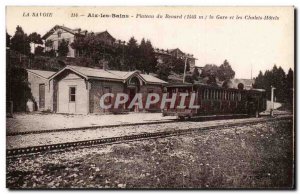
(165, 83), (266, 92)
(164, 83), (193, 87)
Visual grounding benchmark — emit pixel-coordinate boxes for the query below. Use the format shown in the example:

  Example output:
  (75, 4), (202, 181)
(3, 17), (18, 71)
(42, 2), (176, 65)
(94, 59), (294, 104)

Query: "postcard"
(6, 6), (294, 189)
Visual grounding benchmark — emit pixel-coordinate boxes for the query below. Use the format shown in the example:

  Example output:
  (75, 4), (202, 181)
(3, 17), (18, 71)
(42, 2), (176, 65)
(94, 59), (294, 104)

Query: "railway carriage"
(162, 83), (266, 119)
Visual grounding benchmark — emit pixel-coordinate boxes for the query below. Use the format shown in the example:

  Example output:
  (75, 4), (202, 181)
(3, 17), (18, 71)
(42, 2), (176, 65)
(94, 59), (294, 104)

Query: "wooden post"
(183, 57), (188, 83)
(270, 86), (275, 117)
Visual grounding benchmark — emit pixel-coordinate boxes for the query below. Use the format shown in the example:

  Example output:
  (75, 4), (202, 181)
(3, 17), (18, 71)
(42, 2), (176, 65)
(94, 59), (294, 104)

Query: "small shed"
(27, 69), (56, 111)
(35, 65), (168, 114)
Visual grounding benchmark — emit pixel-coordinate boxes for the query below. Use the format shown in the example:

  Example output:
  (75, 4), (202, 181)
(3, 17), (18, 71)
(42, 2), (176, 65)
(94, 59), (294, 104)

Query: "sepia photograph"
(5, 6), (294, 189)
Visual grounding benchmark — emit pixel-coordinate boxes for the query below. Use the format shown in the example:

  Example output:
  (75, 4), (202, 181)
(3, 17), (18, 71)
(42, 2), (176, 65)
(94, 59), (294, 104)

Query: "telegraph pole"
(270, 85), (276, 117)
(251, 64), (253, 79)
(183, 57), (188, 83)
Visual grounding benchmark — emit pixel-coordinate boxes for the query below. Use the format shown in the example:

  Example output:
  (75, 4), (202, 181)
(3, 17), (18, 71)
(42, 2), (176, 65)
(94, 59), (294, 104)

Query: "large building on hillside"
(27, 65), (167, 114)
(154, 48), (197, 71)
(42, 25), (117, 58)
(42, 25), (196, 71)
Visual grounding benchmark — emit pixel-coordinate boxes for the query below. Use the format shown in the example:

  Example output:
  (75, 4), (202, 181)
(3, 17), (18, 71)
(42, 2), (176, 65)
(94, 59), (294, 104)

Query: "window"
(57, 31), (62, 38)
(69, 87), (76, 102)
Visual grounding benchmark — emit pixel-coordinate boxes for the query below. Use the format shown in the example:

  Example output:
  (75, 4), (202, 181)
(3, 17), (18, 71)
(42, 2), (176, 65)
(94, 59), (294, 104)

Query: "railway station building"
(27, 65), (167, 114)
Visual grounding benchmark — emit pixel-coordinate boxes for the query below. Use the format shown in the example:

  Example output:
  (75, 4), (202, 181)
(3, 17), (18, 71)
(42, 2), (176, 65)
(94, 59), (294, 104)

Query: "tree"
(125, 37), (139, 71)
(6, 66), (33, 112)
(172, 58), (186, 74)
(286, 68), (294, 89)
(200, 64), (219, 78)
(44, 50), (56, 57)
(156, 58), (172, 81)
(70, 34), (86, 57)
(253, 71), (264, 89)
(57, 39), (69, 57)
(185, 59), (190, 72)
(28, 32), (43, 45)
(207, 75), (218, 86)
(253, 65), (293, 103)
(71, 32), (119, 66)
(137, 38), (147, 71)
(138, 39), (157, 73)
(28, 32), (43, 53)
(238, 83), (244, 90)
(286, 68), (294, 105)
(200, 60), (235, 85)
(10, 26), (31, 55)
(217, 60), (235, 81)
(34, 46), (44, 56)
(192, 67), (200, 81)
(45, 39), (53, 48)
(222, 80), (232, 89)
(6, 32), (11, 48)
(200, 64), (219, 85)
(273, 66), (286, 102)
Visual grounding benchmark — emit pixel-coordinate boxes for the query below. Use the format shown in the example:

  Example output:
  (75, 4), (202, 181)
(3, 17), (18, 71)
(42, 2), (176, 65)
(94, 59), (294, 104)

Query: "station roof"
(49, 65), (167, 85)
(27, 69), (56, 79)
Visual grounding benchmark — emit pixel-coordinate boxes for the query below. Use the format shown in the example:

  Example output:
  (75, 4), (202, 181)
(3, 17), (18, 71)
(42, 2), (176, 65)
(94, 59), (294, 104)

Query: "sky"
(6, 6), (294, 79)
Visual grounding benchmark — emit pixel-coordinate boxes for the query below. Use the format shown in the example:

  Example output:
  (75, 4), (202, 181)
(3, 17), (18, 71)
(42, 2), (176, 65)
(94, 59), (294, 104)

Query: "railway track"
(6, 115), (292, 157)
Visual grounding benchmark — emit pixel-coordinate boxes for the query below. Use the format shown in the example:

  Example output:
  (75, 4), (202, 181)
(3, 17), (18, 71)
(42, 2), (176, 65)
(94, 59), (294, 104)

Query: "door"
(39, 84), (45, 109)
(68, 86), (76, 113)
(127, 87), (136, 111)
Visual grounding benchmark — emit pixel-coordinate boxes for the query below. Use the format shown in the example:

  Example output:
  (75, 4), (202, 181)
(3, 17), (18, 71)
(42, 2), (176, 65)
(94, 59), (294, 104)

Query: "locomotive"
(162, 83), (267, 119)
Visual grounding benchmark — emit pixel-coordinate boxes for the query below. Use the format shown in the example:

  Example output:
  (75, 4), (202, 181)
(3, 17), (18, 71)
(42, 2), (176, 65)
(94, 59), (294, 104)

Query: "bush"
(6, 67), (33, 112)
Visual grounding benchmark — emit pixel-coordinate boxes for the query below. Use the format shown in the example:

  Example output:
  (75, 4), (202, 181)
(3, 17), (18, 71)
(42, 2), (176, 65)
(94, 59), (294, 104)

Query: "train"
(162, 83), (267, 119)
